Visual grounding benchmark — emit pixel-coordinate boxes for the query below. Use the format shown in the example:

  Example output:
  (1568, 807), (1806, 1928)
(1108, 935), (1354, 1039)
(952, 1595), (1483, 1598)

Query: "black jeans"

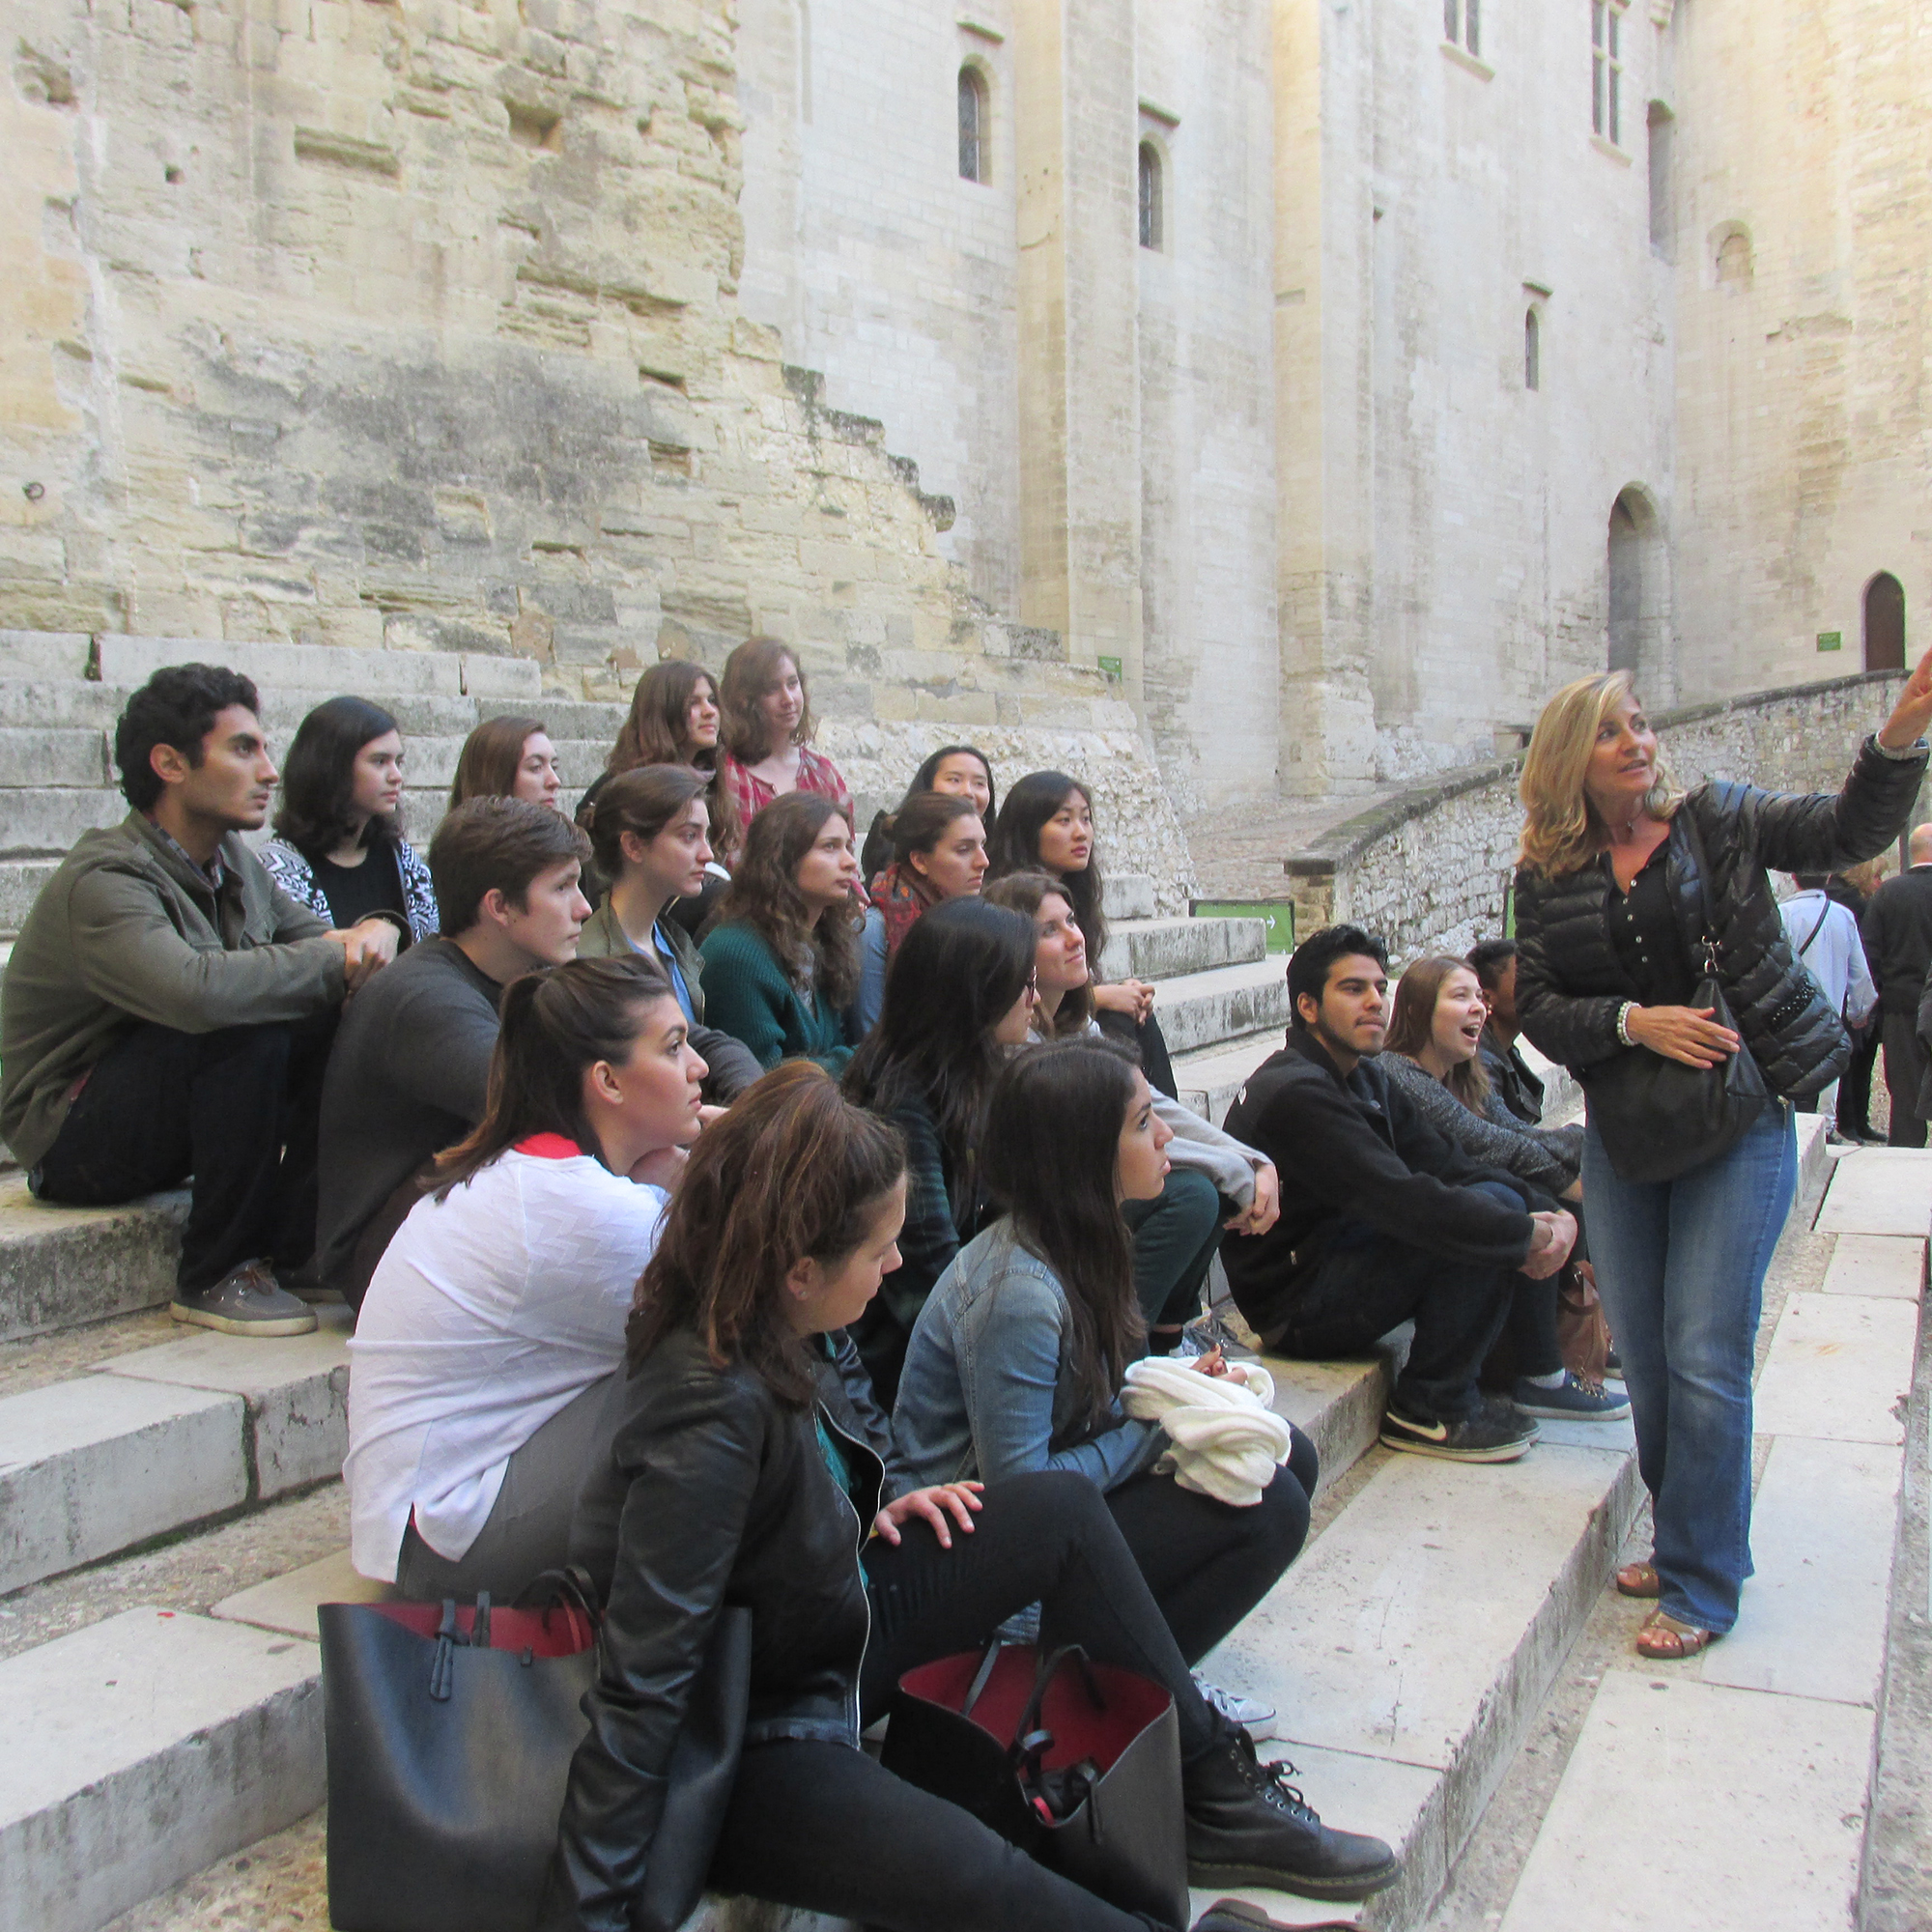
(1882, 1009), (1928, 1148)
(33, 1015), (335, 1293)
(1275, 1181), (1520, 1421)
(1097, 1008), (1178, 1101)
(709, 1471), (1233, 1932)
(1838, 1023), (1879, 1136)
(1106, 1447), (1316, 1663)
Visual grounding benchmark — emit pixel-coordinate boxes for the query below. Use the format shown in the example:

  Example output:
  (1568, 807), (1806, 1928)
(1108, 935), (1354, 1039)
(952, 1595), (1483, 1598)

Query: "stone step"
(1493, 1164), (1927, 1932)
(0, 1309), (351, 1595)
(91, 635), (544, 702)
(1148, 955), (1294, 1058)
(0, 785), (127, 857)
(0, 1175), (185, 1343)
(1172, 1030), (1285, 1126)
(1097, 915), (1268, 985)
(0, 1605), (326, 1932)
(1101, 872), (1158, 922)
(0, 726), (112, 789)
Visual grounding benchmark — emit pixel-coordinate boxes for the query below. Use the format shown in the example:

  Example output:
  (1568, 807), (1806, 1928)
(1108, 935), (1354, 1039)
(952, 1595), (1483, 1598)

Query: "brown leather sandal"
(1615, 1561), (1661, 1598)
(1634, 1608), (1719, 1660)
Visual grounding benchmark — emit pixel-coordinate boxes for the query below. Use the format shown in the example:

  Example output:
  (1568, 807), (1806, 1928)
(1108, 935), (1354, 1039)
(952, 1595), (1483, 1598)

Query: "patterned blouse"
(260, 836), (439, 943)
(718, 744), (854, 840)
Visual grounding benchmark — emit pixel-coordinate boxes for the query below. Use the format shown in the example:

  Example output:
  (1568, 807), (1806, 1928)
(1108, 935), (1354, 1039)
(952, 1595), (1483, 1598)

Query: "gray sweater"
(314, 938), (503, 1289)
(1379, 1050), (1582, 1195)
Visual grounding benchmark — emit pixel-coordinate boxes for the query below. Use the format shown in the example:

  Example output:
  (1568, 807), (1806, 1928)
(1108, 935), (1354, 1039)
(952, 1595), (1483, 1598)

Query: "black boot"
(1182, 1730), (1400, 1901)
(1190, 1901), (1360, 1932)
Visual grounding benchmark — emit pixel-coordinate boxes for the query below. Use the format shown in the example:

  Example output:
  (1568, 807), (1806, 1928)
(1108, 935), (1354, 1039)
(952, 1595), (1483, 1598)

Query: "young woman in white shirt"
(346, 952), (707, 1599)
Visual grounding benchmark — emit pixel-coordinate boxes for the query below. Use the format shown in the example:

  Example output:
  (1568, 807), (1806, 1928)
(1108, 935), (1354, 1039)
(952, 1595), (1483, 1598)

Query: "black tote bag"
(1580, 810), (1769, 1185)
(320, 1577), (751, 1932)
(880, 1642), (1189, 1928)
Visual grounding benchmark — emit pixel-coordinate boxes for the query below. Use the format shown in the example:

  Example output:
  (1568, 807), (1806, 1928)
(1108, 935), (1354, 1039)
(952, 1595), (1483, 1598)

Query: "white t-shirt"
(345, 1136), (668, 1581)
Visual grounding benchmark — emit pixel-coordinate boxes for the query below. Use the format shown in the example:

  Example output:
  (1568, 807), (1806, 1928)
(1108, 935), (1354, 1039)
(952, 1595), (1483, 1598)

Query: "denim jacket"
(891, 1219), (1163, 1493)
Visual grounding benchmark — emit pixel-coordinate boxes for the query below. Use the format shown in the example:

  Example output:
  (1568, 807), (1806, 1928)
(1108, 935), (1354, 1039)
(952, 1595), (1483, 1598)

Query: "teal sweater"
(696, 921), (854, 1075)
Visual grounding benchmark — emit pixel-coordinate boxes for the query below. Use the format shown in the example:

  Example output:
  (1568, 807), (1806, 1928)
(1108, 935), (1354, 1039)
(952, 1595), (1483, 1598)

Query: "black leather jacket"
(1513, 736), (1926, 1101)
(544, 1327), (913, 1932)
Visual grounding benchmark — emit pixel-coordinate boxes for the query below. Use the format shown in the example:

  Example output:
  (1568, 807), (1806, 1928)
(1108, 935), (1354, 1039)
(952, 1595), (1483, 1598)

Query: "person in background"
(2, 665), (395, 1337)
(543, 1063), (1400, 1929)
(347, 954), (704, 1599)
(986, 869), (1280, 1351)
(575, 765), (760, 1099)
(859, 743), (997, 878)
(1831, 860), (1887, 1142)
(1464, 938), (1545, 1125)
(1779, 870), (1877, 1128)
(851, 791), (989, 1036)
(1222, 926), (1573, 1464)
(1513, 663), (1929, 1658)
(986, 770), (1176, 1096)
(893, 1037), (1321, 1764)
(449, 713), (564, 813)
(314, 800), (595, 1306)
(717, 637), (854, 836)
(262, 696), (437, 946)
(576, 661), (740, 932)
(1862, 821), (1932, 1148)
(698, 792), (864, 1074)
(1380, 955), (1624, 1424)
(840, 896), (1037, 1400)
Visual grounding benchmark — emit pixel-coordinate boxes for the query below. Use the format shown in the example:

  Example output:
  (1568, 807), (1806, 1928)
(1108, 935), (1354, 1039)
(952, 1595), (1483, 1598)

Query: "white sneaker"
(1192, 1670), (1278, 1741)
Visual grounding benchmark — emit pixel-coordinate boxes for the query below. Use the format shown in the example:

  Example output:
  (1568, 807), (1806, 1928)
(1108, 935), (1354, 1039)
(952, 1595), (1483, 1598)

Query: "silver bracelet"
(1873, 732), (1927, 761)
(1616, 1001), (1638, 1046)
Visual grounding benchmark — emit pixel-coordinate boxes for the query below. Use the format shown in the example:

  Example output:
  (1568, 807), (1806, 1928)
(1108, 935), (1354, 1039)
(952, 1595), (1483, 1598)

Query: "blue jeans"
(1582, 1101), (1797, 1634)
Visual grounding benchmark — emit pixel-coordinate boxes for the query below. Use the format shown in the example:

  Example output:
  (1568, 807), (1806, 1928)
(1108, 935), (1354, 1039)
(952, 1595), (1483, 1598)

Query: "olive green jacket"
(1, 812), (344, 1168)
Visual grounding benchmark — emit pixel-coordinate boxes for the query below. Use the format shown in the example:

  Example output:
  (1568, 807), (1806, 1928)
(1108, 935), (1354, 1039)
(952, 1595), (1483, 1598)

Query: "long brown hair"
(589, 764), (711, 885)
(449, 714), (547, 812)
(983, 869), (1096, 1033)
(1518, 670), (1684, 878)
(985, 772), (1111, 974)
(982, 1039), (1145, 1440)
(605, 662), (741, 859)
(431, 954), (674, 1197)
(720, 637), (815, 761)
(627, 1062), (908, 1405)
(1384, 955), (1493, 1111)
(715, 790), (863, 1008)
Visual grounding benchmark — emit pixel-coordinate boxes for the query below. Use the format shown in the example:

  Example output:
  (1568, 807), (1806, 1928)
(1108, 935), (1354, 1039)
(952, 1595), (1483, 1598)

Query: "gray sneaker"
(172, 1260), (319, 1336)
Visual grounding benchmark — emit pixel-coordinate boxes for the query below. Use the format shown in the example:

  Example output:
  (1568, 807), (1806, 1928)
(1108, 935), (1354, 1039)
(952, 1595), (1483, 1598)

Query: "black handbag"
(1580, 810), (1770, 1185)
(320, 1571), (752, 1932)
(880, 1641), (1188, 1927)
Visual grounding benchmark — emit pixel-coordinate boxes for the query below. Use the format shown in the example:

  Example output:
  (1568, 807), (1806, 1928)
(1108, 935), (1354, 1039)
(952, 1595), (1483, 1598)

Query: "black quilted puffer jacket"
(1513, 735), (1927, 1101)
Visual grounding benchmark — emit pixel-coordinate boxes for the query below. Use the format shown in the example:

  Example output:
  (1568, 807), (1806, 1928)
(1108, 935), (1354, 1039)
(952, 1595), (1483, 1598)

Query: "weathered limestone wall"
(1285, 669), (1915, 959)
(1671, 0), (1932, 696)
(1278, 0), (1679, 793)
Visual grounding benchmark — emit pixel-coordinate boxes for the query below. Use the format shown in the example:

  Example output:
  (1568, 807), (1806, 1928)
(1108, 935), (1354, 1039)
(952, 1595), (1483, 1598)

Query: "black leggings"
(1105, 1435), (1318, 1663)
(710, 1469), (1230, 1932)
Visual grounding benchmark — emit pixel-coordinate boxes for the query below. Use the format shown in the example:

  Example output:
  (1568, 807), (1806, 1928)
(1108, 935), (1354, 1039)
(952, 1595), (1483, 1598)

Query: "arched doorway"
(1864, 573), (1905, 671)
(1605, 487), (1672, 697)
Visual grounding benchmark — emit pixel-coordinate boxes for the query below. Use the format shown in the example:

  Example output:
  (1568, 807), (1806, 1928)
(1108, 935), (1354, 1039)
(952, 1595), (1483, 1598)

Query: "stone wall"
(1284, 668), (1918, 959)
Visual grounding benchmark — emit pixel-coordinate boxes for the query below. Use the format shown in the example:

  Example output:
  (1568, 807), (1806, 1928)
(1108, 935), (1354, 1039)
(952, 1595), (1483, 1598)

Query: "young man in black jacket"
(1223, 926), (1577, 1463)
(1865, 822), (1932, 1146)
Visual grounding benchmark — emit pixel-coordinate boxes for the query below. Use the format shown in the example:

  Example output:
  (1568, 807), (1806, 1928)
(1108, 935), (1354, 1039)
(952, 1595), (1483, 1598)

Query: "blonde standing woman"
(1510, 657), (1932, 1659)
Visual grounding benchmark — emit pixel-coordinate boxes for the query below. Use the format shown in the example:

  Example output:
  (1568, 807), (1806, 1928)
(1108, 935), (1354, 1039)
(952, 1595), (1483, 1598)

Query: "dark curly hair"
(114, 664), (261, 810)
(713, 791), (863, 1009)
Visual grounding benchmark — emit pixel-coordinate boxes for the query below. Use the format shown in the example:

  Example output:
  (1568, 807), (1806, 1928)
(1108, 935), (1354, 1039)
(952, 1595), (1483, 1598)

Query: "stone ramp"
(1493, 1150), (1928, 1932)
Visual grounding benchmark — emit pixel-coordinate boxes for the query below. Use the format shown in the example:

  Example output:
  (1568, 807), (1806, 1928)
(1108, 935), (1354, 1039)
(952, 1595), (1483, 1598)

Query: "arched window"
(958, 67), (987, 184)
(1864, 572), (1906, 672)
(1524, 309), (1541, 390)
(1138, 141), (1162, 250)
(1717, 230), (1752, 286)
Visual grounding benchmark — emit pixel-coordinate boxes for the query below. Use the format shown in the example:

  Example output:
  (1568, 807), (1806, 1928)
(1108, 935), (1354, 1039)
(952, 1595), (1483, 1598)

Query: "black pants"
(33, 1016), (334, 1293)
(711, 1471), (1234, 1932)
(1106, 1449), (1316, 1663)
(1882, 1009), (1929, 1148)
(1838, 1023), (1880, 1136)
(1097, 1008), (1178, 1101)
(1273, 1182), (1520, 1421)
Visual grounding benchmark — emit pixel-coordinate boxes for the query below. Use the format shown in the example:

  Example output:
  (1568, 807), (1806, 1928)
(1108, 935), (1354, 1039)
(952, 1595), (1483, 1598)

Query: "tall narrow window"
(1647, 102), (1674, 257)
(1445, 0), (1480, 56)
(958, 67), (987, 183)
(1592, 3), (1623, 145)
(1524, 309), (1541, 390)
(1138, 142), (1162, 250)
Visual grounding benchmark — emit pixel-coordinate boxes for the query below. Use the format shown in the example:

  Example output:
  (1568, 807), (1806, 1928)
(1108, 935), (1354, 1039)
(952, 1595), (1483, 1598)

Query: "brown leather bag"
(1556, 1262), (1612, 1381)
